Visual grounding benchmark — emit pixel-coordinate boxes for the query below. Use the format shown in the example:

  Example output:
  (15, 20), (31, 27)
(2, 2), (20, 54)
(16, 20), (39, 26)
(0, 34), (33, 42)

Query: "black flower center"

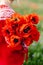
(13, 38), (19, 43)
(23, 26), (30, 33)
(14, 18), (18, 21)
(12, 24), (15, 29)
(6, 29), (10, 34)
(31, 17), (36, 22)
(12, 24), (18, 30)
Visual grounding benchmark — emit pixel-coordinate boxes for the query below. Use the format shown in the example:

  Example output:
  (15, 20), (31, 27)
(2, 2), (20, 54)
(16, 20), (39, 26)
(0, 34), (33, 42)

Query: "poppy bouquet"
(1, 13), (40, 65)
(2, 13), (40, 48)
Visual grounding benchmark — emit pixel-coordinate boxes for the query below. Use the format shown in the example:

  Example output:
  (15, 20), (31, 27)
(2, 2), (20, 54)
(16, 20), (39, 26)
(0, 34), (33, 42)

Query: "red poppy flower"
(27, 13), (39, 24)
(6, 13), (20, 26)
(31, 25), (40, 41)
(19, 16), (27, 25)
(6, 13), (27, 28)
(11, 13), (26, 25)
(2, 25), (13, 37)
(24, 35), (33, 46)
(16, 23), (32, 38)
(8, 35), (21, 48)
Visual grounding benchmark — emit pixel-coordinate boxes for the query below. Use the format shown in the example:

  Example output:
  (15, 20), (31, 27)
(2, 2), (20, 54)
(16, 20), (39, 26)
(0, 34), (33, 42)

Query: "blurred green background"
(11, 0), (43, 65)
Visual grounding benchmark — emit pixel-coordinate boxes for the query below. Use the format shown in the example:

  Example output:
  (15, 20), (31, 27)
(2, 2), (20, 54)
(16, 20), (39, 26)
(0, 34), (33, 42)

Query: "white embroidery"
(0, 5), (15, 20)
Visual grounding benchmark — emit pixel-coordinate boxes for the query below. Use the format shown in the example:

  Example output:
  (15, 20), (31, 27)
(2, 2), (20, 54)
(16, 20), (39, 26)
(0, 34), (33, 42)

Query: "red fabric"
(0, 44), (25, 65)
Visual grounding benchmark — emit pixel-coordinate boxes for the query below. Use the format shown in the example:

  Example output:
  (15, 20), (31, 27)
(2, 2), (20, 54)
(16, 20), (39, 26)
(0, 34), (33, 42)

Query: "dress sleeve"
(0, 5), (15, 20)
